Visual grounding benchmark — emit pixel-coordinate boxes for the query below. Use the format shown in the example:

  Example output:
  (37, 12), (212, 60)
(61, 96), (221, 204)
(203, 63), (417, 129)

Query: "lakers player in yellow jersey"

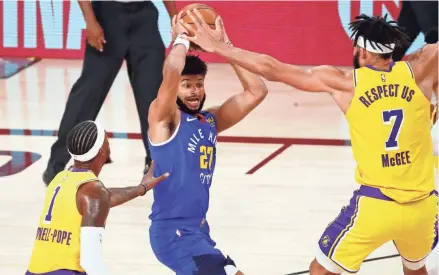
(26, 121), (168, 275)
(182, 11), (438, 275)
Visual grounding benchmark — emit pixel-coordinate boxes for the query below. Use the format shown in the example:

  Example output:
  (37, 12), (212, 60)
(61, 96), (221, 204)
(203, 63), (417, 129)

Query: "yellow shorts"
(317, 186), (438, 273)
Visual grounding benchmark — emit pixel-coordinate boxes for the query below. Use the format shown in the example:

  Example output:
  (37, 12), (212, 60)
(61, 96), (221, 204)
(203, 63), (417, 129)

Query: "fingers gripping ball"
(180, 3), (218, 50)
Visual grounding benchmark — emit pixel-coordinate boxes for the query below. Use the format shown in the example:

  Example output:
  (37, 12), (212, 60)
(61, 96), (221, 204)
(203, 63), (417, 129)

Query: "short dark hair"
(349, 14), (410, 59)
(182, 55), (208, 76)
(67, 121), (98, 157)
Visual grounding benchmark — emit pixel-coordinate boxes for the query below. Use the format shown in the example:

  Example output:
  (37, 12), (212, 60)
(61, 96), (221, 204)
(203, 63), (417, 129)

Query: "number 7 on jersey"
(382, 109), (404, 150)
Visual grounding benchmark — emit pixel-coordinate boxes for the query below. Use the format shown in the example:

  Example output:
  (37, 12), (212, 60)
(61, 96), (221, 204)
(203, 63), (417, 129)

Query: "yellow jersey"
(346, 61), (434, 203)
(28, 168), (98, 273)
(432, 104), (438, 170)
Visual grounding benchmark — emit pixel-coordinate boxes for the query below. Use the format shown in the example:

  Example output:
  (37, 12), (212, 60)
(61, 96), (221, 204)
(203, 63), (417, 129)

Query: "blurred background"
(0, 1), (437, 275)
(0, 1), (430, 65)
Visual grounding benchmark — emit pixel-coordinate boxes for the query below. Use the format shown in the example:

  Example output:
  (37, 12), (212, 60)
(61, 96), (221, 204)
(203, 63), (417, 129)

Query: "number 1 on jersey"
(44, 186), (61, 224)
(382, 109), (404, 150)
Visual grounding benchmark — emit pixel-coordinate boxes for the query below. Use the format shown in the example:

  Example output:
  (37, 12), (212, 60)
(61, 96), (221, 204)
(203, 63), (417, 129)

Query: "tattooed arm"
(108, 161), (169, 207)
(107, 186), (147, 207)
(75, 162), (168, 274)
(407, 43), (438, 100)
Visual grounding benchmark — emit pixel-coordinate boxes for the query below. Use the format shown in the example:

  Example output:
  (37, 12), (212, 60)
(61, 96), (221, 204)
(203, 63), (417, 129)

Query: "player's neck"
(367, 58), (394, 71)
(72, 161), (100, 176)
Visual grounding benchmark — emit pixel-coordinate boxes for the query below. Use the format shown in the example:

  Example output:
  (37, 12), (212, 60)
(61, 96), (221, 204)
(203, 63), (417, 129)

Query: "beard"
(105, 156), (112, 164)
(176, 94), (206, 115)
(353, 51), (361, 69)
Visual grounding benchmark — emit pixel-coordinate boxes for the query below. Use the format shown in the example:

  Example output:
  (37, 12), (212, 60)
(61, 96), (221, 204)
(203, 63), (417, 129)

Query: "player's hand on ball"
(180, 9), (225, 53)
(216, 16), (231, 46)
(171, 12), (189, 41)
(140, 161), (169, 195)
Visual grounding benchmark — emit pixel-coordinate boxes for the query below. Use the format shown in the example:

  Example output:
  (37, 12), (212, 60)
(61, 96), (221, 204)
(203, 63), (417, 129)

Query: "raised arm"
(76, 181), (111, 275)
(202, 19), (268, 133)
(407, 43), (438, 100)
(209, 62), (267, 133)
(148, 15), (189, 124)
(181, 9), (352, 95)
(213, 44), (353, 94)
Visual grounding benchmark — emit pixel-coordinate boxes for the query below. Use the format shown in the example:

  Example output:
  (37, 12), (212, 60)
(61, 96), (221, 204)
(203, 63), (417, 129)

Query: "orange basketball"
(180, 3), (218, 37)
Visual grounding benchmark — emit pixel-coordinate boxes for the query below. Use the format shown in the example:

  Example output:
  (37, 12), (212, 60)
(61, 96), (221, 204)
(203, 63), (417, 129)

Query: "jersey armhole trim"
(404, 61), (415, 80)
(353, 69), (358, 87)
(76, 178), (99, 189)
(148, 121), (181, 147)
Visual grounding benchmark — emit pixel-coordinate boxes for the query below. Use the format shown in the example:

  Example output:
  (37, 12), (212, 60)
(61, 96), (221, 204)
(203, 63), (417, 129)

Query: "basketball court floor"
(0, 59), (437, 275)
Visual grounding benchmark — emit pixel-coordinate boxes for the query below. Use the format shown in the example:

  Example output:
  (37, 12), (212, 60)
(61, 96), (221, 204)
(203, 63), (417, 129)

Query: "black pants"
(393, 0), (438, 61)
(47, 1), (165, 174)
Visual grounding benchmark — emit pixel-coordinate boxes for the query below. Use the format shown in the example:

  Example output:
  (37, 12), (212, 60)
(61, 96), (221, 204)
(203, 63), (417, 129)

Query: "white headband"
(68, 121), (106, 162)
(356, 36), (395, 54)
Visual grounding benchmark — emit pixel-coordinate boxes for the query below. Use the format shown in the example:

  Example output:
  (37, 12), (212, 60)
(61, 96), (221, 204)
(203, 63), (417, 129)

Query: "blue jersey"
(148, 111), (218, 221)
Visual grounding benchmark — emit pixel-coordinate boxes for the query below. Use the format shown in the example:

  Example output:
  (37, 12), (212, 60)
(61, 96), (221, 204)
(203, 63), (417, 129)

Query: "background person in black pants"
(43, 0), (176, 185)
(392, 0), (438, 61)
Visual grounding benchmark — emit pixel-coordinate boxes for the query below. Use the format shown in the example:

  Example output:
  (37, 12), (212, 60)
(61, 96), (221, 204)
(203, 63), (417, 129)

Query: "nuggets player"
(184, 12), (438, 275)
(147, 14), (267, 275)
(26, 121), (168, 275)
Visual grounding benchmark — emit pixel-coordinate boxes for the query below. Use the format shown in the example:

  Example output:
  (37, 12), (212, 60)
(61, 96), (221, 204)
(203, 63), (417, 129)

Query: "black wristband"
(140, 184), (147, 196)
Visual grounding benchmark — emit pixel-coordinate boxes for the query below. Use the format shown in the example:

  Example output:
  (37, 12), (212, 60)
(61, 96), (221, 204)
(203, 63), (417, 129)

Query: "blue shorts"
(150, 218), (234, 275)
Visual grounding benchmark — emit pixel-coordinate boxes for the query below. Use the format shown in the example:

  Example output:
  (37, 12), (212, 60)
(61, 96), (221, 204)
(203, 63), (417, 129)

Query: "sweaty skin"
(77, 181), (110, 227)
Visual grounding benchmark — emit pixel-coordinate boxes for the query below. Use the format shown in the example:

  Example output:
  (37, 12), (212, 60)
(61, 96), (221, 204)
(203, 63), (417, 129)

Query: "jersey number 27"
(200, 146), (214, 169)
(382, 109), (404, 150)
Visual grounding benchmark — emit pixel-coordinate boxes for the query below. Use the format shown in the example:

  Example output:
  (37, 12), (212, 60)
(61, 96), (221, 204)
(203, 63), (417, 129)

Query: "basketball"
(180, 3), (218, 37)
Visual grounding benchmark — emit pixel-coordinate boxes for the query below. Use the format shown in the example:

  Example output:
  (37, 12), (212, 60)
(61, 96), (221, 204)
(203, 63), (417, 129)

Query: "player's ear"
(359, 48), (368, 59)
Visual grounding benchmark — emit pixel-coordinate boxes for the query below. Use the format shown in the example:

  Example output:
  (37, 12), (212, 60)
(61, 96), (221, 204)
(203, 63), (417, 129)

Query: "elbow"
(162, 63), (182, 80)
(163, 55), (185, 76)
(257, 55), (277, 81)
(253, 84), (269, 101)
(163, 62), (181, 74)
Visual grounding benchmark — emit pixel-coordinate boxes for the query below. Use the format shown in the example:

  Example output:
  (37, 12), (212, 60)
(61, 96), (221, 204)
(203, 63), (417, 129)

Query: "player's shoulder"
(200, 110), (218, 128)
(312, 65), (353, 87)
(77, 180), (109, 200)
(148, 99), (178, 123)
(76, 180), (110, 219)
(313, 65), (354, 94)
(200, 110), (214, 117)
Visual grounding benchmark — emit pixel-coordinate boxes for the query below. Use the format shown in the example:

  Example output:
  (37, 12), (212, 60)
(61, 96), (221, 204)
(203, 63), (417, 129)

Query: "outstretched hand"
(171, 11), (189, 41)
(140, 161), (169, 195)
(180, 9), (230, 52)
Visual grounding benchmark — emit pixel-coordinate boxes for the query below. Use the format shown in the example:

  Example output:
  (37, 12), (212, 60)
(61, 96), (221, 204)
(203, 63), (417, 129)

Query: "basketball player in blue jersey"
(147, 14), (267, 275)
(183, 11), (438, 275)
(27, 120), (168, 275)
